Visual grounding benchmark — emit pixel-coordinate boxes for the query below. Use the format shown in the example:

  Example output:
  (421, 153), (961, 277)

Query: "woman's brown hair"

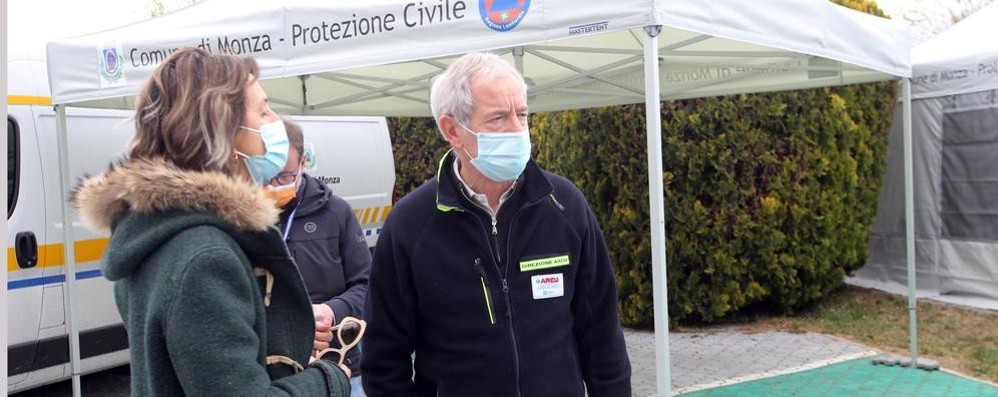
(129, 47), (260, 173)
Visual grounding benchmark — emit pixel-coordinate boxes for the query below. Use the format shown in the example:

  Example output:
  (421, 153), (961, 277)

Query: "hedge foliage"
(388, 0), (896, 327)
(386, 117), (450, 201)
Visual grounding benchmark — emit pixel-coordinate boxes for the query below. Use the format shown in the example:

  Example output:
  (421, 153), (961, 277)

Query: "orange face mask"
(265, 179), (299, 207)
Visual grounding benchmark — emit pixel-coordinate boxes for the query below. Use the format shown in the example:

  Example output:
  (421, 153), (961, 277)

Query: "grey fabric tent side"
(852, 3), (998, 312)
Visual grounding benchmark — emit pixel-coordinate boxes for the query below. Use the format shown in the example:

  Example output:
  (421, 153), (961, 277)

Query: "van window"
(8, 118), (18, 217)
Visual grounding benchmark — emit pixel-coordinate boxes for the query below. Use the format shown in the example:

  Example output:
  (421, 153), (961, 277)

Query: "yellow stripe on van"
(75, 238), (110, 263)
(38, 244), (66, 268)
(348, 205), (392, 225)
(7, 238), (110, 272)
(7, 249), (17, 272)
(8, 95), (52, 106)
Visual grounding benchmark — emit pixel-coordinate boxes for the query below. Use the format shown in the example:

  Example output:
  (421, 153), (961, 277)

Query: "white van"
(7, 54), (395, 393)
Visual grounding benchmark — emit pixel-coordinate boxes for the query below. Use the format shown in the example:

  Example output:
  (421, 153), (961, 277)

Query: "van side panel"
(6, 103), (47, 388)
(12, 106), (135, 391)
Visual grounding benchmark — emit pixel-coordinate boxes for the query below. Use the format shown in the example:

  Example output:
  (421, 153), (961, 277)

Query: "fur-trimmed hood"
(73, 157), (279, 234)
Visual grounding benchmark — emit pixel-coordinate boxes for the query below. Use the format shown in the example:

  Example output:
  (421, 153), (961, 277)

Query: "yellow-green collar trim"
(435, 149), (462, 213)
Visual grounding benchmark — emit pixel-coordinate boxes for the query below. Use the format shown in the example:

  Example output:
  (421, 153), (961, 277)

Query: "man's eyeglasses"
(313, 317), (367, 366)
(269, 170), (301, 186)
(269, 163), (303, 186)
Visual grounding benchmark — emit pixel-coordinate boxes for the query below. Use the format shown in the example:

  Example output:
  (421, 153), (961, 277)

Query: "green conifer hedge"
(387, 0), (895, 326)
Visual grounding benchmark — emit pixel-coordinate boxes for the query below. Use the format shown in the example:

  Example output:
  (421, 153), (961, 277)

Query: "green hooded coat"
(73, 157), (350, 396)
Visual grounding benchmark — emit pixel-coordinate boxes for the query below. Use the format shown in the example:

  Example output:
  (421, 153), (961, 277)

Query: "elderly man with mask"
(362, 52), (631, 396)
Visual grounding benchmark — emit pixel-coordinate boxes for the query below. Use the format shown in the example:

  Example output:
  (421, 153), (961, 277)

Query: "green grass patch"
(685, 286), (998, 383)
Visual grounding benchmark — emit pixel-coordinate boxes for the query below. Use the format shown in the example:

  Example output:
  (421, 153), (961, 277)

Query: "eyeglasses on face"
(269, 170), (300, 186)
(268, 162), (304, 186)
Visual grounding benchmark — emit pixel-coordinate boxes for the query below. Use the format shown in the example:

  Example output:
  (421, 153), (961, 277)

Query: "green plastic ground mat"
(679, 358), (998, 397)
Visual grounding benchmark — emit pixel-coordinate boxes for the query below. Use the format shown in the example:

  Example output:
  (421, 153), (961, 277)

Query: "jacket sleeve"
(165, 247), (350, 397)
(361, 220), (419, 396)
(573, 202), (632, 397)
(323, 202), (372, 322)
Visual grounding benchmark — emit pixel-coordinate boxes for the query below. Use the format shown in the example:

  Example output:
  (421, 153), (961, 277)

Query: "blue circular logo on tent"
(479, 0), (530, 32)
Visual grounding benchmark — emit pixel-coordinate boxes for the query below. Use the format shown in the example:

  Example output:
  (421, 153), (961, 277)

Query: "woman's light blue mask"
(458, 121), (531, 182)
(236, 121), (289, 186)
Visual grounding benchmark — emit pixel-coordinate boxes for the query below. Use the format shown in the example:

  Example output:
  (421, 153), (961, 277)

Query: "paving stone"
(916, 357), (941, 371)
(624, 327), (873, 396)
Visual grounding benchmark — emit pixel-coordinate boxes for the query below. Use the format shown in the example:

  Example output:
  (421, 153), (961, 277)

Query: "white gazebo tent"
(853, 2), (998, 311)
(47, 0), (912, 395)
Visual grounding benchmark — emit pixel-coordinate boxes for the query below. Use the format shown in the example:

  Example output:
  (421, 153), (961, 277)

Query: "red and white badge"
(531, 273), (564, 299)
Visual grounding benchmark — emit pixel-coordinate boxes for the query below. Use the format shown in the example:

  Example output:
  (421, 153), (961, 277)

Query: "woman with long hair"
(73, 47), (350, 396)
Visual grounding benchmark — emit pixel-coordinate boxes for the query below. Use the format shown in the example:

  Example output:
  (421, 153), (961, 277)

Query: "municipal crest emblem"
(98, 46), (125, 86)
(303, 142), (318, 171)
(479, 0), (530, 32)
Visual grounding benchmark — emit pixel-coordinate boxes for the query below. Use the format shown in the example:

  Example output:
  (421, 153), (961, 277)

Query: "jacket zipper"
(495, 195), (551, 397)
(472, 196), (501, 264)
(474, 258), (496, 325)
(465, 207), (522, 397)
(451, 188), (555, 397)
(498, 276), (521, 397)
(491, 216), (501, 263)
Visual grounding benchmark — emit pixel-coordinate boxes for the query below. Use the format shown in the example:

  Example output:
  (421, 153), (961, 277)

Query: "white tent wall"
(851, 2), (998, 311)
(46, 0), (911, 395)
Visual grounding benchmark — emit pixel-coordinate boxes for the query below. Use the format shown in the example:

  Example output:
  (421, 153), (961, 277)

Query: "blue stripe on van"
(8, 275), (66, 290)
(76, 270), (104, 280)
(7, 270), (104, 290)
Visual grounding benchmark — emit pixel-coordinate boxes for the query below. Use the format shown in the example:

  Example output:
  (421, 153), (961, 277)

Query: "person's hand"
(314, 321), (333, 351)
(312, 303), (335, 325)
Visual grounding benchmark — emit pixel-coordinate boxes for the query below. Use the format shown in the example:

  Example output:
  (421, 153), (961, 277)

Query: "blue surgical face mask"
(458, 121), (531, 182)
(236, 120), (289, 186)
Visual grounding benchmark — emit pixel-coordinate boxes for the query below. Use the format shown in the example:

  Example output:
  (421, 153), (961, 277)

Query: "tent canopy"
(911, 2), (998, 99)
(47, 0), (908, 113)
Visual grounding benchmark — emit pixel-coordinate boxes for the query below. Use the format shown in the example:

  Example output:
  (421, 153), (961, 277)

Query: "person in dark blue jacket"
(270, 120), (372, 396)
(362, 52), (631, 397)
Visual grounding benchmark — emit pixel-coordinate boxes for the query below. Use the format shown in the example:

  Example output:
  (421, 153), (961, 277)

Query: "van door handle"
(15, 231), (38, 269)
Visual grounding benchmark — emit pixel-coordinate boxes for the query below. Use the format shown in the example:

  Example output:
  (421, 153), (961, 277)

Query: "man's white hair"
(430, 52), (527, 137)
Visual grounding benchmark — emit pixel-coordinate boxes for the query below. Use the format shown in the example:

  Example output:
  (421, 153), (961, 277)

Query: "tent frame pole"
(644, 24), (672, 397)
(55, 104), (83, 397)
(0, 1), (8, 393)
(901, 78), (917, 366)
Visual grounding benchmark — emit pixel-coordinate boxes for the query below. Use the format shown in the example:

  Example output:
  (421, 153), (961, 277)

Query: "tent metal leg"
(901, 78), (917, 366)
(644, 24), (672, 396)
(513, 46), (525, 75)
(55, 105), (83, 397)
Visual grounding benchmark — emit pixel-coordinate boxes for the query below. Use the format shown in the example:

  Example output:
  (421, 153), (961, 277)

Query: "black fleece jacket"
(362, 152), (630, 397)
